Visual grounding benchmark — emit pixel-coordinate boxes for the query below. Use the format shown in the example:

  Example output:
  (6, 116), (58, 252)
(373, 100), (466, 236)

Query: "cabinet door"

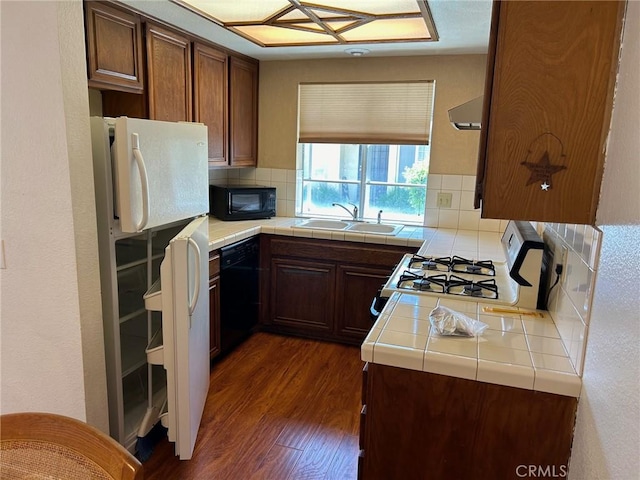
(269, 258), (335, 333)
(194, 43), (228, 167)
(85, 2), (144, 93)
(477, 1), (624, 224)
(362, 364), (578, 480)
(209, 275), (221, 359)
(145, 22), (192, 122)
(208, 252), (221, 360)
(229, 57), (258, 167)
(335, 265), (390, 341)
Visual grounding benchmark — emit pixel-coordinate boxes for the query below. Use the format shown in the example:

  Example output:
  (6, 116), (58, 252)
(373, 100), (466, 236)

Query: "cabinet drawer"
(209, 252), (220, 278)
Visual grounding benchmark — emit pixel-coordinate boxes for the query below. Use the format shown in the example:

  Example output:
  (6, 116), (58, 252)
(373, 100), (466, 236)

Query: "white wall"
(569, 2), (640, 478)
(596, 0), (640, 225)
(258, 55), (486, 174)
(0, 0), (108, 430)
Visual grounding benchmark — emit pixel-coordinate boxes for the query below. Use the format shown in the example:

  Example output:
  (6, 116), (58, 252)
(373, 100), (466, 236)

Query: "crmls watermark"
(516, 465), (568, 478)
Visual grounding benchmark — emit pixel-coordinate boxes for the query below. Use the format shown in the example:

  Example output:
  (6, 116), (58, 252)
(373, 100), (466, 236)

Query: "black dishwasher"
(219, 236), (260, 355)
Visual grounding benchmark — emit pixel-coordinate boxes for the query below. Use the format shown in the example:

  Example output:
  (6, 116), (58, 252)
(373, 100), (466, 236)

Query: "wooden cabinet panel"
(229, 57), (258, 167)
(145, 22), (192, 122)
(209, 275), (221, 359)
(267, 236), (410, 268)
(193, 43), (228, 166)
(209, 253), (221, 359)
(269, 258), (335, 333)
(335, 265), (390, 341)
(361, 362), (369, 405)
(85, 2), (144, 93)
(259, 235), (414, 344)
(360, 363), (577, 480)
(476, 0), (625, 224)
(84, 3), (259, 162)
(102, 91), (147, 119)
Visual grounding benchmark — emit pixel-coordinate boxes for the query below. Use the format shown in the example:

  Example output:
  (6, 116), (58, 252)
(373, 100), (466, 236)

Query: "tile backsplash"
(211, 169), (507, 232)
(425, 174), (509, 232)
(209, 167), (298, 217)
(541, 223), (602, 377)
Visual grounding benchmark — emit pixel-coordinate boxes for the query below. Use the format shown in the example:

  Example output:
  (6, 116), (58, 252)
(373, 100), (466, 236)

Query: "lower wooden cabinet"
(260, 235), (415, 344)
(359, 363), (578, 480)
(209, 252), (221, 359)
(269, 258), (335, 333)
(335, 265), (393, 341)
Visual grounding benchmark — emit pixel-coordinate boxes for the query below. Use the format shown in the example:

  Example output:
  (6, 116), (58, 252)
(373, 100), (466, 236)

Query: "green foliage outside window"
(402, 160), (428, 212)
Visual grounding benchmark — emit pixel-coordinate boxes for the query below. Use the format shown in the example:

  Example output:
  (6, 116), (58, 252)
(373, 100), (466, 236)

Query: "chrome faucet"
(332, 202), (358, 221)
(377, 210), (383, 224)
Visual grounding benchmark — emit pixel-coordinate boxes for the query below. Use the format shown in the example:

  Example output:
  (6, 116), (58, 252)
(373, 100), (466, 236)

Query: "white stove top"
(381, 254), (519, 305)
(380, 221), (546, 310)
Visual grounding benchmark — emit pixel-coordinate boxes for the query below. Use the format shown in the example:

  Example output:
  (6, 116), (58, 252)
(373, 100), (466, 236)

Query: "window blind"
(298, 81), (435, 145)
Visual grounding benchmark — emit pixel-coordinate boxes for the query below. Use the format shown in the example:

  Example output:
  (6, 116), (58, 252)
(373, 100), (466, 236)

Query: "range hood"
(448, 96), (483, 131)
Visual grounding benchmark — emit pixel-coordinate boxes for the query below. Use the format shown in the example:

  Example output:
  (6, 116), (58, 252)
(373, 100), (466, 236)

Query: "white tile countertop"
(207, 215), (438, 251)
(207, 215), (581, 398)
(362, 292), (582, 397)
(207, 215), (508, 256)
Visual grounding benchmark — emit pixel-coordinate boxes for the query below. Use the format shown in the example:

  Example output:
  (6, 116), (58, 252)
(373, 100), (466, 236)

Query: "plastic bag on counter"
(428, 306), (488, 337)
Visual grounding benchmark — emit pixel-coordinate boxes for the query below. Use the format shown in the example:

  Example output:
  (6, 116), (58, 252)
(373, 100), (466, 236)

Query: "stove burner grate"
(397, 271), (447, 293)
(446, 275), (499, 299)
(450, 256), (496, 276)
(408, 255), (451, 271)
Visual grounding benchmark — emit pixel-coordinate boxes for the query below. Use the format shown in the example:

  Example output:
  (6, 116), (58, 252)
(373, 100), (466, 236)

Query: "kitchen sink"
(294, 219), (404, 236)
(295, 219), (351, 230)
(346, 223), (404, 235)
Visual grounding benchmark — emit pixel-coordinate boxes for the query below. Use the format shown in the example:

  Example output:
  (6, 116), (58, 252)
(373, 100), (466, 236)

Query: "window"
(300, 143), (429, 224)
(298, 81), (434, 224)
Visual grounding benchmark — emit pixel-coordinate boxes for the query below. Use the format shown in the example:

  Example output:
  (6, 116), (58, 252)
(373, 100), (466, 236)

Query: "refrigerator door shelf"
(145, 329), (164, 366)
(143, 278), (162, 311)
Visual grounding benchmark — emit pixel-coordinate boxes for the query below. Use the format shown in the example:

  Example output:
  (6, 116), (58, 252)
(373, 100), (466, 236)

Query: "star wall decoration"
(521, 151), (566, 190)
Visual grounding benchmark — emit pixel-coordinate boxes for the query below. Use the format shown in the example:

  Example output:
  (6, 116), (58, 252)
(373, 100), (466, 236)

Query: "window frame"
(299, 143), (429, 224)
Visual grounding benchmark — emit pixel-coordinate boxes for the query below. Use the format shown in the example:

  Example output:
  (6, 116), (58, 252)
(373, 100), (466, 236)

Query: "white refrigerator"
(91, 116), (210, 460)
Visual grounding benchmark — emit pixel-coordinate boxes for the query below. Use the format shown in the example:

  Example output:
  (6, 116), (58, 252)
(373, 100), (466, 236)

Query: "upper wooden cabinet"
(229, 57), (258, 167)
(475, 0), (625, 225)
(84, 2), (144, 93)
(145, 23), (192, 122)
(193, 43), (229, 166)
(84, 2), (259, 168)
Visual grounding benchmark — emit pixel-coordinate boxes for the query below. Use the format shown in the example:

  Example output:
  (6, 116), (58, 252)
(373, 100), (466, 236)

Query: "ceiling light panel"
(175, 0), (438, 47)
(234, 25), (340, 45)
(341, 18), (431, 42)
(186, 0), (291, 23)
(314, 0), (421, 15)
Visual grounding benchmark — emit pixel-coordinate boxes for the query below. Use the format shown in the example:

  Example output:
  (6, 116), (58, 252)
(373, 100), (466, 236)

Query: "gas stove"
(384, 254), (515, 304)
(380, 221), (546, 309)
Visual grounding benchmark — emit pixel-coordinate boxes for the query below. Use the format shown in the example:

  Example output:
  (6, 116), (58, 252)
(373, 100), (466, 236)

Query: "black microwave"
(209, 184), (276, 221)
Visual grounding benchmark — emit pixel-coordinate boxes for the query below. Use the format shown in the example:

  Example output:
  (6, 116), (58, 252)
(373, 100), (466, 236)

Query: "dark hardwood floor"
(143, 332), (363, 479)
